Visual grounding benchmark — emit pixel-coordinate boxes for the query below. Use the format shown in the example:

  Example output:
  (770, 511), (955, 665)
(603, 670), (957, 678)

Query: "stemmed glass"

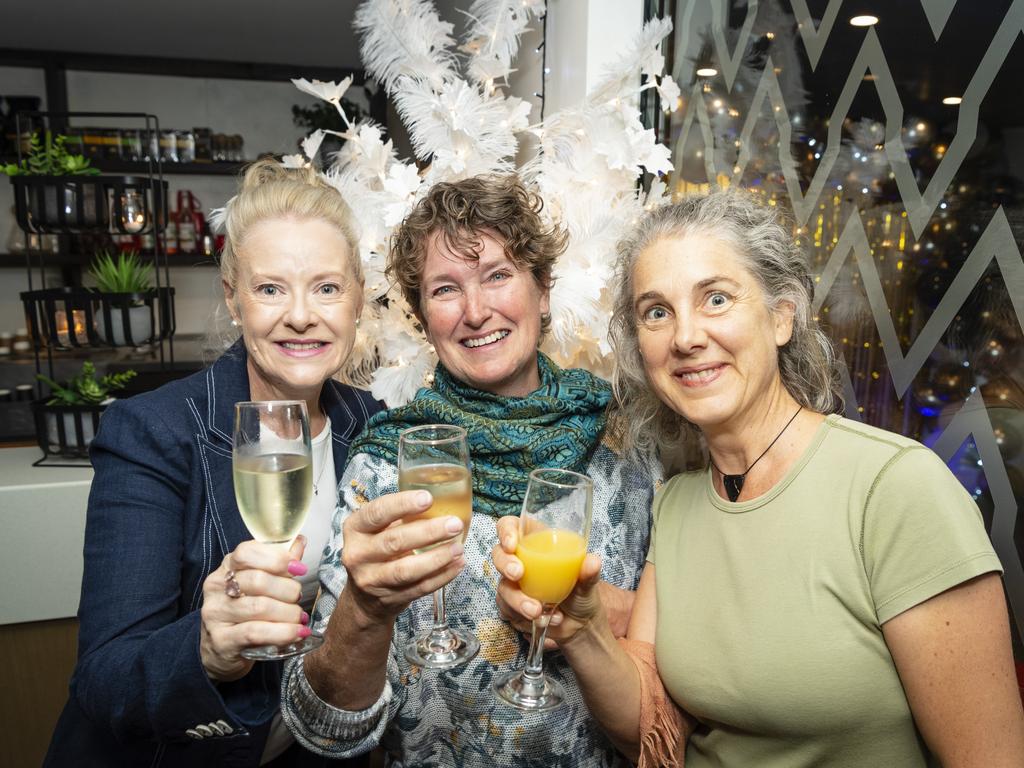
(494, 468), (593, 710)
(398, 424), (479, 669)
(232, 400), (323, 660)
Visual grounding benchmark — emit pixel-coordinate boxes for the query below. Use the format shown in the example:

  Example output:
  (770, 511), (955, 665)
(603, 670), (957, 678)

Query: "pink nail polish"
(301, 611), (310, 625)
(287, 560), (308, 576)
(297, 626), (312, 639)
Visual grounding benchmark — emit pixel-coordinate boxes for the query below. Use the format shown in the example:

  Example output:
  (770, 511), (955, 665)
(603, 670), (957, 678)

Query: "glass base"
(493, 669), (566, 711)
(404, 627), (480, 670)
(240, 632), (324, 661)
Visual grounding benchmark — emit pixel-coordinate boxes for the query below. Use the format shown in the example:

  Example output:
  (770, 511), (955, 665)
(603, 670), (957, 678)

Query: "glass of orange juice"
(399, 424), (479, 669)
(493, 468), (593, 710)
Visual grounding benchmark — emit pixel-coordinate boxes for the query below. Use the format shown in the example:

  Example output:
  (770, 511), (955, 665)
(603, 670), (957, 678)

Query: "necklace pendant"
(723, 474), (744, 502)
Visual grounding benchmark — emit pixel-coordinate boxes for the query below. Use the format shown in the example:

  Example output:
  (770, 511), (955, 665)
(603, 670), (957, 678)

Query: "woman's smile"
(275, 339), (331, 357)
(462, 329), (511, 349)
(673, 362), (727, 388)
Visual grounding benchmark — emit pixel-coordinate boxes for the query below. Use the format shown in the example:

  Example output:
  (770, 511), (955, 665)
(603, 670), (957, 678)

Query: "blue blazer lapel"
(321, 379), (378, 473)
(206, 339), (251, 447)
(198, 340), (252, 553)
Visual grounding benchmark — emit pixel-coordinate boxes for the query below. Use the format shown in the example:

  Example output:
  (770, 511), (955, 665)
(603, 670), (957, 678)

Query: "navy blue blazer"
(45, 342), (381, 767)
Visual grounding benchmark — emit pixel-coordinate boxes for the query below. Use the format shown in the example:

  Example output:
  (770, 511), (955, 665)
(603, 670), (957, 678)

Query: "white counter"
(0, 447), (92, 625)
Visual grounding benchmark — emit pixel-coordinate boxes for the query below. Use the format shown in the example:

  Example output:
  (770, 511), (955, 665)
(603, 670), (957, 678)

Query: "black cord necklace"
(710, 407), (802, 502)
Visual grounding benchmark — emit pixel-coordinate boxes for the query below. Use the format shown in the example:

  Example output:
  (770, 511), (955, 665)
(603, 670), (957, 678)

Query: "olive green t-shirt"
(649, 415), (1002, 767)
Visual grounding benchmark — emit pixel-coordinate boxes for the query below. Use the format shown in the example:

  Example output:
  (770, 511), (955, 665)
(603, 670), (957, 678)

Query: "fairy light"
(849, 15), (878, 27)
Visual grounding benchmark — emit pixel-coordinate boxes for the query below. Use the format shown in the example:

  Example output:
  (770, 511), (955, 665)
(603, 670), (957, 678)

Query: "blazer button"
(185, 728), (203, 740)
(196, 724), (214, 737)
(216, 719), (234, 734)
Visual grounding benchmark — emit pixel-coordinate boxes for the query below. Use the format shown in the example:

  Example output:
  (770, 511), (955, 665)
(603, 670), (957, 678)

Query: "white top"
(260, 417), (337, 765)
(296, 418), (338, 608)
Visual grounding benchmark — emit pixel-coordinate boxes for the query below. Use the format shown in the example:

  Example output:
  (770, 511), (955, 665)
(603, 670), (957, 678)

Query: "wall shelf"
(1, 158), (246, 176)
(0, 251), (218, 268)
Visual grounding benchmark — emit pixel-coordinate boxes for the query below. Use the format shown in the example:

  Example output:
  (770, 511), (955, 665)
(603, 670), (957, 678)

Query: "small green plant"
(2, 131), (101, 176)
(37, 361), (136, 405)
(88, 250), (153, 294)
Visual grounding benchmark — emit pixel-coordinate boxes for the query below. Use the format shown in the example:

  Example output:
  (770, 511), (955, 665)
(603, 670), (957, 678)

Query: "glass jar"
(159, 130), (178, 162)
(121, 129), (144, 161)
(176, 130), (196, 163)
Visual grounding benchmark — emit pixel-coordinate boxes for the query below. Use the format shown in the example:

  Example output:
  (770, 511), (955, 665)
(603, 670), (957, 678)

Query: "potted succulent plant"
(89, 249), (155, 346)
(36, 361), (136, 454)
(1, 130), (100, 177)
(4, 130), (106, 232)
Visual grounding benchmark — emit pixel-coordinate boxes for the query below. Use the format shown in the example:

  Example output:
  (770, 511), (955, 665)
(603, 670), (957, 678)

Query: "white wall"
(545, 0), (643, 112)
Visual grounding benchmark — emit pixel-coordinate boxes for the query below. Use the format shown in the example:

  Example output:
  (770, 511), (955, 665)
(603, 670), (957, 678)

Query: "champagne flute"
(232, 400), (323, 660)
(494, 468), (593, 710)
(399, 424), (479, 669)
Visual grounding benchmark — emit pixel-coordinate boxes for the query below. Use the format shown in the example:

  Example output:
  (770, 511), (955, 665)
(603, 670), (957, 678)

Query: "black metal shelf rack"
(12, 111), (177, 466)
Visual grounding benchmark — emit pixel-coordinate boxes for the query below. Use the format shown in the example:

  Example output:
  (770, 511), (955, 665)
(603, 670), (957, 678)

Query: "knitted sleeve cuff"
(279, 655), (392, 757)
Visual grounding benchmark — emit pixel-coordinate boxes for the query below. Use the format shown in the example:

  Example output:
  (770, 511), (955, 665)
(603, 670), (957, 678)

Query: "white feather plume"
(354, 0), (459, 94)
(589, 17), (673, 107)
(394, 76), (522, 170)
(278, 1), (679, 404)
(460, 0), (546, 84)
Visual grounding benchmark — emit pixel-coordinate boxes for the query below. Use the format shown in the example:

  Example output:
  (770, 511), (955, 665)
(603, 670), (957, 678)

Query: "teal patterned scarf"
(348, 353), (611, 517)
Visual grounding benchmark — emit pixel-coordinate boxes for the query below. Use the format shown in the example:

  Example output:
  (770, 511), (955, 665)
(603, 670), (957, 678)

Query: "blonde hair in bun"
(219, 158), (362, 290)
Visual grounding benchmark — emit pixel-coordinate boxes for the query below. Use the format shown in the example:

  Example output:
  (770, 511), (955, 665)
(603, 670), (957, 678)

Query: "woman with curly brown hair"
(281, 175), (660, 766)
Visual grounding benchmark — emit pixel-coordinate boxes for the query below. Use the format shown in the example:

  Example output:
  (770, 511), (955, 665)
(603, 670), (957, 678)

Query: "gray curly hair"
(609, 189), (843, 458)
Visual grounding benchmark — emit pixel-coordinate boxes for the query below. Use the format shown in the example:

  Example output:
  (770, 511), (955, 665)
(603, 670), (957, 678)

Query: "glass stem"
(523, 605), (556, 681)
(432, 585), (449, 632)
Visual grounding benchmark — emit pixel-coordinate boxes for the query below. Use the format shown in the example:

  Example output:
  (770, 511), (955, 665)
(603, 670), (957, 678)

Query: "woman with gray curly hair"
(493, 189), (1024, 766)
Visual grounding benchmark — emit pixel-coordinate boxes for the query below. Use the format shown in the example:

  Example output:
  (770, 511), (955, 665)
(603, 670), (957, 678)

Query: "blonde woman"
(46, 160), (379, 767)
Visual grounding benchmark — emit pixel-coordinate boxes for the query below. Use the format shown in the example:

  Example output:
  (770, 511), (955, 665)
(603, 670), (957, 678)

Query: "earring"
(355, 318), (361, 328)
(230, 318), (239, 327)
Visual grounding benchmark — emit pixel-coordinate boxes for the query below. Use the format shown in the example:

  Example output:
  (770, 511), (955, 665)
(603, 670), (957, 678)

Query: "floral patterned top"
(281, 441), (661, 767)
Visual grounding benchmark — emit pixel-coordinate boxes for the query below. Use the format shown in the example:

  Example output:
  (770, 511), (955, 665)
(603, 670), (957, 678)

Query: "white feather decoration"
(461, 0), (546, 84)
(589, 17), (674, 107)
(394, 77), (521, 170)
(354, 0), (459, 93)
(291, 77), (354, 105)
(278, 1), (679, 405)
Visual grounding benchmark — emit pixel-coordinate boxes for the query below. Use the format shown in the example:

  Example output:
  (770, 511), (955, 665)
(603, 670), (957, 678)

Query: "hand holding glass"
(494, 468), (593, 710)
(398, 424), (479, 669)
(232, 400), (323, 660)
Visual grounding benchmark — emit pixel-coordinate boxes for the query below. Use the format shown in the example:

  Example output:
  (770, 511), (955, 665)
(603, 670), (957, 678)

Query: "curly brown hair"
(387, 174), (567, 333)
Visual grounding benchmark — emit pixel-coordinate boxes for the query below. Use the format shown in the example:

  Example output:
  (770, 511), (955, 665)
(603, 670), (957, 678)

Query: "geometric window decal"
(666, 0), (1024, 650)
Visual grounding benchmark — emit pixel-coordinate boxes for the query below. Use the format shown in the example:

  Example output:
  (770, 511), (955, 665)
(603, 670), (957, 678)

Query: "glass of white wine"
(399, 424), (479, 669)
(232, 400), (323, 660)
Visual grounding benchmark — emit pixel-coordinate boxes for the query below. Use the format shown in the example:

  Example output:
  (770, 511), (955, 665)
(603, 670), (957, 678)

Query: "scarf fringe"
(618, 637), (690, 768)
